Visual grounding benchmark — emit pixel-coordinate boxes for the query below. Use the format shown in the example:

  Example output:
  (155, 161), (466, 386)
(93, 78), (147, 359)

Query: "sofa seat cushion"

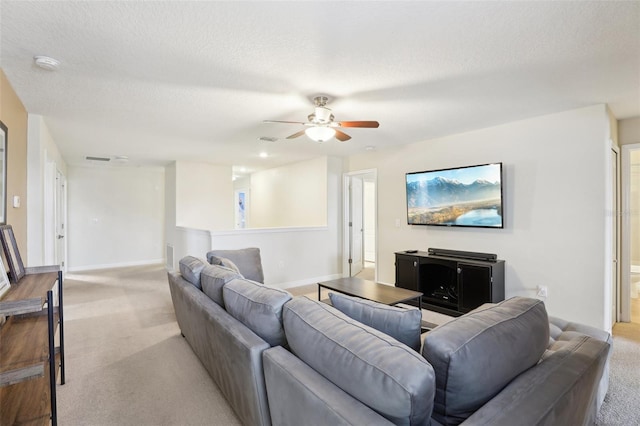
(283, 296), (435, 426)
(223, 278), (291, 347)
(329, 292), (422, 351)
(207, 248), (264, 283)
(201, 264), (243, 307)
(178, 256), (208, 289)
(422, 297), (549, 426)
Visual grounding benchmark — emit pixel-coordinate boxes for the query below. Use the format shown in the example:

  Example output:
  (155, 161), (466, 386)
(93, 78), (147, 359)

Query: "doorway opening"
(43, 162), (67, 272)
(344, 170), (377, 280)
(621, 143), (640, 324)
(234, 189), (248, 229)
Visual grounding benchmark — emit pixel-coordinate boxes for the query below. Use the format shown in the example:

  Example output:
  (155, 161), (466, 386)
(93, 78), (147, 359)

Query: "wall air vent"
(85, 156), (111, 162)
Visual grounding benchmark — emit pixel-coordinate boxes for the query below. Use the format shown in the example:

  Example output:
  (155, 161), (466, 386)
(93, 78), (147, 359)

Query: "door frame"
(343, 169), (377, 279)
(55, 170), (68, 272)
(610, 144), (620, 326)
(620, 142), (640, 322)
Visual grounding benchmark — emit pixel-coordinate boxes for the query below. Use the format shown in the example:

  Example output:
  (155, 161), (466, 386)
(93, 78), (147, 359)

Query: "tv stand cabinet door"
(458, 263), (493, 313)
(395, 254), (419, 292)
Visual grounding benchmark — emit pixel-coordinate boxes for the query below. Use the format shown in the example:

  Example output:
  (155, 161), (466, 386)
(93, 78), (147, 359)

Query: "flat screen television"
(406, 162), (503, 228)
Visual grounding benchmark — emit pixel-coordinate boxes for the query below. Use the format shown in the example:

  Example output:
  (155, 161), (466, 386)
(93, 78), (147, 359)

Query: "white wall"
(347, 105), (610, 329)
(175, 161), (234, 231)
(26, 114), (67, 266)
(67, 166), (165, 270)
(619, 117), (640, 145)
(209, 157), (343, 288)
(250, 156), (327, 228)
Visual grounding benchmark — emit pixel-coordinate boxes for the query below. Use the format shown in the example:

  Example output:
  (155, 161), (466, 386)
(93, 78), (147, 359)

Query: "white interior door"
(363, 181), (376, 263)
(611, 147), (619, 325)
(55, 170), (67, 270)
(350, 176), (364, 276)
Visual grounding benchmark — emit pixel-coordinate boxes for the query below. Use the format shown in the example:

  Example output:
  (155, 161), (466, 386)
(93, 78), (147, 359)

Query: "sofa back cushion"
(178, 256), (207, 290)
(329, 292), (422, 351)
(200, 264), (243, 307)
(207, 248), (264, 283)
(421, 297), (549, 426)
(283, 296), (435, 426)
(223, 278), (291, 347)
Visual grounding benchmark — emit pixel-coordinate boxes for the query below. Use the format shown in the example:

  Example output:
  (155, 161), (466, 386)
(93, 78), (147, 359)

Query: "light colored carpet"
(57, 265), (241, 425)
(58, 265), (638, 425)
(596, 297), (640, 426)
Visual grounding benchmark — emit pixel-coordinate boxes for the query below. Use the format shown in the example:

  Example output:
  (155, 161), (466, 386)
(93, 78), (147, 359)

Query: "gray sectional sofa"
(167, 250), (611, 426)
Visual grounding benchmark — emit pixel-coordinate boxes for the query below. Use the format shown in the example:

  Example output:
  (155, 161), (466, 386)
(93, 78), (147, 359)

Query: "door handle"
(57, 235), (64, 239)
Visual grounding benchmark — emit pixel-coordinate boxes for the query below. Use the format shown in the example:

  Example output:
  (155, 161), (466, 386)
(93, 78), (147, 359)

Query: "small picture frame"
(0, 225), (25, 283)
(0, 258), (10, 298)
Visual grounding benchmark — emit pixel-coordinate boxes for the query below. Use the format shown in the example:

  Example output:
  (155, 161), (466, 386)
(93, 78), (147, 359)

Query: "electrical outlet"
(536, 285), (548, 298)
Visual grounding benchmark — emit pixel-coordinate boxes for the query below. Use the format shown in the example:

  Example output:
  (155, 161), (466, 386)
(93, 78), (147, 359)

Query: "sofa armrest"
(549, 316), (612, 344)
(548, 316), (612, 412)
(263, 346), (393, 426)
(207, 248), (264, 283)
(463, 336), (610, 426)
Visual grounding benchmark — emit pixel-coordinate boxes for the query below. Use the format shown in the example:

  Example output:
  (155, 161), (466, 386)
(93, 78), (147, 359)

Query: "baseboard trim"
(67, 258), (164, 272)
(274, 273), (344, 289)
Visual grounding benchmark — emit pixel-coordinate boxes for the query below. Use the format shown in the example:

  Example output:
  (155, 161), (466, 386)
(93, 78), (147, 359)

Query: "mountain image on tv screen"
(406, 163), (503, 228)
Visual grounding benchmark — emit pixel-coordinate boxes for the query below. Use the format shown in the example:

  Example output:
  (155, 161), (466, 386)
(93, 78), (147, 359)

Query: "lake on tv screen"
(454, 209), (502, 227)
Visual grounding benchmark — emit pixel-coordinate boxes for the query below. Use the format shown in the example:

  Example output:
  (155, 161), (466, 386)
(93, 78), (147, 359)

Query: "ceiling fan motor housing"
(310, 106), (334, 124)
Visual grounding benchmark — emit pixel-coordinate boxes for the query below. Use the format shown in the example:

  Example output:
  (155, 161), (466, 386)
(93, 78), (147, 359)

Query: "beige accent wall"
(0, 69), (28, 262)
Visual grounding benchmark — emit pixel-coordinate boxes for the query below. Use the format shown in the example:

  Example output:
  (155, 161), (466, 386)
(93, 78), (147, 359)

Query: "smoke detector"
(33, 55), (60, 71)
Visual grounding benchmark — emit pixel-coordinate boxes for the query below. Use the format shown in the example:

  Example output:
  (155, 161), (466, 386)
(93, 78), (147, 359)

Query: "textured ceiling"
(1, 1), (638, 174)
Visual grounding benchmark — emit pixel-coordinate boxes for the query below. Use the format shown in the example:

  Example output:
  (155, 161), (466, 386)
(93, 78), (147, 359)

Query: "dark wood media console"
(395, 249), (505, 317)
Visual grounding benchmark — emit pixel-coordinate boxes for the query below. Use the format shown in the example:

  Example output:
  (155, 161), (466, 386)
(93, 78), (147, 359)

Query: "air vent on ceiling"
(85, 156), (111, 162)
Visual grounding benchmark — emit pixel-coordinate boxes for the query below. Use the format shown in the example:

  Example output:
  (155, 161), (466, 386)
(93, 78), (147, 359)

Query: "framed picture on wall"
(0, 120), (7, 225)
(0, 225), (25, 283)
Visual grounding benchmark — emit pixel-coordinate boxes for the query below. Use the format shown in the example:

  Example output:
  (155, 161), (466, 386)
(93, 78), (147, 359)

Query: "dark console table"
(395, 248), (504, 317)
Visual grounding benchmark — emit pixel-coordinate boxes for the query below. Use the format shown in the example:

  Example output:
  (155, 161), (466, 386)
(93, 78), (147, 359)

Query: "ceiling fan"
(263, 96), (379, 142)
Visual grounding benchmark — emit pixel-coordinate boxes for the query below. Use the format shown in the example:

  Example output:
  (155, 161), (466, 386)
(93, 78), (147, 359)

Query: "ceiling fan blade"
(263, 120), (308, 125)
(335, 130), (351, 142)
(335, 120), (379, 128)
(286, 130), (307, 139)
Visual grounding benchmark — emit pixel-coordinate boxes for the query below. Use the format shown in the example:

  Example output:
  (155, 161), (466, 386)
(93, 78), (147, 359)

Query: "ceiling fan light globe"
(305, 126), (336, 142)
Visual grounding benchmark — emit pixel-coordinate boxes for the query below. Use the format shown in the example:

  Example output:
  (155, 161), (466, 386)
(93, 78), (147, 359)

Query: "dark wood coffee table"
(318, 277), (422, 310)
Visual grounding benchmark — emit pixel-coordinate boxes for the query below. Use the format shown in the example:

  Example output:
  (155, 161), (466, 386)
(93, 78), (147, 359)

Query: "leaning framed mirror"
(0, 225), (25, 283)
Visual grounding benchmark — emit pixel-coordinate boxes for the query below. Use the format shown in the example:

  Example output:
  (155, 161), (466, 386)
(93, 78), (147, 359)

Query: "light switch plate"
(13, 195), (20, 208)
